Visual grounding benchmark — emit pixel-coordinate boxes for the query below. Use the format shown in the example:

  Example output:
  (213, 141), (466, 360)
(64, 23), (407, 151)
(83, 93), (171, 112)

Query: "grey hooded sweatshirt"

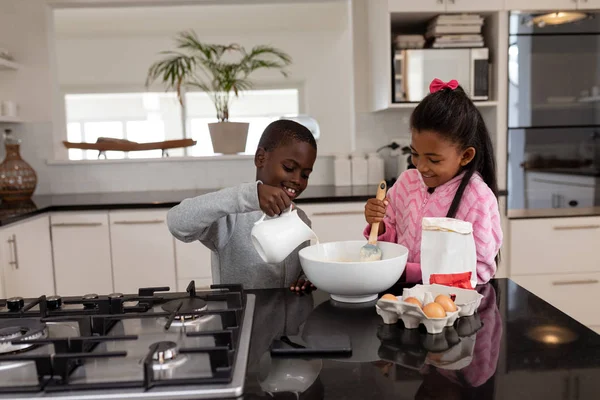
(166, 181), (311, 290)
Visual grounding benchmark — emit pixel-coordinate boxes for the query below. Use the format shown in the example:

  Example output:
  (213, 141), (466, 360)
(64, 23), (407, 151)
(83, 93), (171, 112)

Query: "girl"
(364, 78), (502, 284)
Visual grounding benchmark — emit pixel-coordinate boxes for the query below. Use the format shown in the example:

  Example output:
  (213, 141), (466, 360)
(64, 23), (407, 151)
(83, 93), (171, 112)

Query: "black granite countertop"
(242, 279), (600, 399)
(0, 185), (380, 227)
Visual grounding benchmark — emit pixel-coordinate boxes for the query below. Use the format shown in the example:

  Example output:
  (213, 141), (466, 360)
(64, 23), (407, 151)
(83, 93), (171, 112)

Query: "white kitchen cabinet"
(389, 0), (503, 12)
(388, 0), (445, 12)
(447, 0), (505, 12)
(109, 209), (176, 294)
(300, 202), (367, 244)
(504, 0), (576, 10)
(0, 215), (54, 298)
(578, 0), (600, 9)
(175, 240), (213, 291)
(510, 217), (600, 276)
(512, 272), (600, 327)
(50, 212), (113, 296)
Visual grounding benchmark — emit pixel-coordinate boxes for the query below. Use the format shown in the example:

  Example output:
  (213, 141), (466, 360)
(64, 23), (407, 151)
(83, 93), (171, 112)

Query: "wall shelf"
(0, 58), (20, 71)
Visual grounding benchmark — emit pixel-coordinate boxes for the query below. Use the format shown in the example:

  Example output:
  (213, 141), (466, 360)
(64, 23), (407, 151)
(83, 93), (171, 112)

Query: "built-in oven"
(507, 11), (600, 211)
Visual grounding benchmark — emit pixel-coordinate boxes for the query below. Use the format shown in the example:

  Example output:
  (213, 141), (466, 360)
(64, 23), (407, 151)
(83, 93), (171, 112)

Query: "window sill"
(46, 154), (257, 166)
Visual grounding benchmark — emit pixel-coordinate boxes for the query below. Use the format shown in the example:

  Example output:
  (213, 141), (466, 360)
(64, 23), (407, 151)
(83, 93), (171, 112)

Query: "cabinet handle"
(574, 375), (580, 400)
(311, 211), (365, 217)
(552, 279), (599, 286)
(553, 225), (600, 231)
(7, 234), (19, 270)
(563, 376), (570, 400)
(51, 222), (103, 227)
(113, 220), (164, 225)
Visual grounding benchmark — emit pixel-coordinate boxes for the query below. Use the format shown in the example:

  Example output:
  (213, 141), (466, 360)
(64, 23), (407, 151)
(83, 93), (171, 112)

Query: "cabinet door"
(301, 202), (367, 244)
(51, 212), (113, 296)
(577, 0), (600, 10)
(175, 240), (213, 291)
(387, 0), (446, 12)
(0, 216), (54, 298)
(447, 0), (504, 12)
(504, 0), (576, 10)
(572, 369), (600, 400)
(512, 273), (600, 327)
(109, 210), (176, 294)
(510, 217), (600, 275)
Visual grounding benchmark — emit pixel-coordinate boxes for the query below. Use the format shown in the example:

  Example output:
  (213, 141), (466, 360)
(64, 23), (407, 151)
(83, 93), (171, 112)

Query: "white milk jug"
(251, 206), (317, 264)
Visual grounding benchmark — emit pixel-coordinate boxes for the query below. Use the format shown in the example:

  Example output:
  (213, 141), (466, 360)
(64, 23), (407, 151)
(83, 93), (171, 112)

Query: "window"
(64, 89), (300, 160)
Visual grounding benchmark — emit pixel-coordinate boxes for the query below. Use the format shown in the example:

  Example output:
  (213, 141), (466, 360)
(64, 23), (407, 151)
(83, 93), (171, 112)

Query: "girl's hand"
(258, 183), (292, 216)
(365, 197), (388, 224)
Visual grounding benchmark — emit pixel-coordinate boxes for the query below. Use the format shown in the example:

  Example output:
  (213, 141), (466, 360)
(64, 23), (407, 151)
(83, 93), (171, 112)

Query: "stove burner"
(152, 341), (178, 363)
(161, 298), (208, 317)
(6, 297), (24, 312)
(47, 295), (62, 310)
(82, 293), (99, 309)
(0, 319), (47, 354)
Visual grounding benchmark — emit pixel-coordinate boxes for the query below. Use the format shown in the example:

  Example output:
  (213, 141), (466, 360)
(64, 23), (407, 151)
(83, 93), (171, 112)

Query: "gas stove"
(0, 281), (255, 399)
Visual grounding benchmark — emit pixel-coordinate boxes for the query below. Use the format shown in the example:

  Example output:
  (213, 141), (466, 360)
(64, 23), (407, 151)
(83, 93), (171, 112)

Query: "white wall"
(0, 0), (352, 194)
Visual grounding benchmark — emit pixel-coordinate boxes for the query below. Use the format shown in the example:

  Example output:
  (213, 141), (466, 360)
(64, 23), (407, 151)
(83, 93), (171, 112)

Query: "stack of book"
(426, 14), (484, 48)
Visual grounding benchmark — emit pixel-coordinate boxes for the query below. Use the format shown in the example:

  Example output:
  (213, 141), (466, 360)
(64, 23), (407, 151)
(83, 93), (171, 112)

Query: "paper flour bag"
(420, 217), (477, 289)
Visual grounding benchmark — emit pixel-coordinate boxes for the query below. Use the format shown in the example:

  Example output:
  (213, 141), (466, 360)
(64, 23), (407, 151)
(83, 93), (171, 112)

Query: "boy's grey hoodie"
(167, 181), (310, 289)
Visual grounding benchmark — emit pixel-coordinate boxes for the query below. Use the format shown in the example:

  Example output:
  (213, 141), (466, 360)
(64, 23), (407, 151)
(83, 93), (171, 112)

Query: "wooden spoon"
(360, 180), (387, 262)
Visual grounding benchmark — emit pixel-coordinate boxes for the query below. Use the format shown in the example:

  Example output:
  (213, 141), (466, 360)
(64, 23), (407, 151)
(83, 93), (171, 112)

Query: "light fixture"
(526, 11), (589, 28)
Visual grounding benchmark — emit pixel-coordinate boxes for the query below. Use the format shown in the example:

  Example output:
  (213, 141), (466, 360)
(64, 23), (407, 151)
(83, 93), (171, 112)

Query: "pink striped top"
(364, 169), (503, 284)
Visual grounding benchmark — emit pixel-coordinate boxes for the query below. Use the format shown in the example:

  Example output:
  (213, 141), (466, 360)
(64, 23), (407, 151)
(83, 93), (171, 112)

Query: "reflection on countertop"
(243, 279), (600, 400)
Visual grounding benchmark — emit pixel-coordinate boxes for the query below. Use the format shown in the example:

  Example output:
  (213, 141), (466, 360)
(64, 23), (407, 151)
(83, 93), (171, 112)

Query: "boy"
(167, 120), (317, 291)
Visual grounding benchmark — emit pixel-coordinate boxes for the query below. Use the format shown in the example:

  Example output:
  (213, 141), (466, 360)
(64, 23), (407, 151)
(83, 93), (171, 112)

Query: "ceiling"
(53, 1), (349, 36)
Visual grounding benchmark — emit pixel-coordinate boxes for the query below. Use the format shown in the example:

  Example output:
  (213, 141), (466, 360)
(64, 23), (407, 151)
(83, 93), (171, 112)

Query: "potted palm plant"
(146, 30), (292, 154)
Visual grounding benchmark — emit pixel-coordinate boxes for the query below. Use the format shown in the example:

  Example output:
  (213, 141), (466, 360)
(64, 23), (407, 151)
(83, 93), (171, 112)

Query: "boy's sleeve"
(463, 190), (503, 284)
(363, 182), (398, 243)
(167, 181), (262, 251)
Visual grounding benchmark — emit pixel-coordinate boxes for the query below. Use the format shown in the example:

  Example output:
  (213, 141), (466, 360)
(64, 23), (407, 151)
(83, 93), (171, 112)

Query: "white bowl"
(299, 240), (409, 303)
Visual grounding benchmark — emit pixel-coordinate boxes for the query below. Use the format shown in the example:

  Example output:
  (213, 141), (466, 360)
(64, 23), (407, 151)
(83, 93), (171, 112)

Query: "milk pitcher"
(251, 205), (317, 263)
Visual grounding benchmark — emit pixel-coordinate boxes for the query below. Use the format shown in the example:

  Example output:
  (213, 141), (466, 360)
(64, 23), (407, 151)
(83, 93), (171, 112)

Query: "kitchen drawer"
(51, 211), (109, 225)
(512, 273), (600, 327)
(178, 278), (212, 292)
(300, 202), (366, 244)
(510, 217), (600, 275)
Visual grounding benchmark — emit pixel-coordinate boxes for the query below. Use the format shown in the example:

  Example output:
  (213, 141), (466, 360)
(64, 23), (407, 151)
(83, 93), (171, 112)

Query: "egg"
(423, 302), (447, 318)
(381, 294), (398, 301)
(403, 297), (423, 308)
(434, 294), (457, 312)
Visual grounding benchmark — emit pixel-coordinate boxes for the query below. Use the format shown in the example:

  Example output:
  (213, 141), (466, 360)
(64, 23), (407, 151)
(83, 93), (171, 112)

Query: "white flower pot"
(208, 122), (249, 154)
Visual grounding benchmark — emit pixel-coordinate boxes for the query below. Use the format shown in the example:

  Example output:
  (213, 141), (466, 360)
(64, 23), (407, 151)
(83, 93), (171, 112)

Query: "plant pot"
(208, 122), (249, 155)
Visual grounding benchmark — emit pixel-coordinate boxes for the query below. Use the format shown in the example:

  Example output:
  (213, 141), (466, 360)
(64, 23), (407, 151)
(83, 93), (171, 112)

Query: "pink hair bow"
(429, 78), (459, 93)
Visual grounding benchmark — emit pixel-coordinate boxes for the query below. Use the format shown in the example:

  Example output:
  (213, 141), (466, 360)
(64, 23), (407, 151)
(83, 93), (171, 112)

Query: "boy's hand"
(258, 183), (292, 216)
(290, 279), (315, 293)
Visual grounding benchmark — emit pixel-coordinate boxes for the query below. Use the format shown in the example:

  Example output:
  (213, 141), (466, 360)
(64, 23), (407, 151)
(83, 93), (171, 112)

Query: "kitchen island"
(242, 279), (600, 399)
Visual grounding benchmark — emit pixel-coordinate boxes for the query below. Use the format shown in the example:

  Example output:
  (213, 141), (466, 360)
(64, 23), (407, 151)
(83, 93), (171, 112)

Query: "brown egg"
(381, 294), (398, 301)
(423, 302), (447, 318)
(403, 297), (423, 308)
(434, 294), (458, 312)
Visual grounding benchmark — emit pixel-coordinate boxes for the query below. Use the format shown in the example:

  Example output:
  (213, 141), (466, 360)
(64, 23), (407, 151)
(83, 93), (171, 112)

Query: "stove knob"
(82, 293), (98, 309)
(108, 292), (124, 299)
(47, 295), (62, 310)
(7, 297), (24, 312)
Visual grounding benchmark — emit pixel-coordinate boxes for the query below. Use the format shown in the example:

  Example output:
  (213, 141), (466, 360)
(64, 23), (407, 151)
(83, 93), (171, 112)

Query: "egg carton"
(376, 294), (461, 335)
(403, 284), (484, 317)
